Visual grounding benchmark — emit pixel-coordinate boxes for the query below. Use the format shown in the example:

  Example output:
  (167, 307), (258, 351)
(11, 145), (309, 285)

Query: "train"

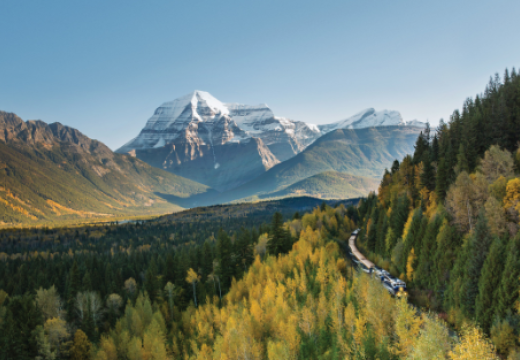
(348, 229), (407, 297)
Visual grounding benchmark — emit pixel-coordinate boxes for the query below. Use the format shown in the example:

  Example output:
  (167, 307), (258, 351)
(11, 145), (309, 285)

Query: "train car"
(373, 267), (406, 295)
(349, 230), (407, 297)
(348, 233), (374, 274)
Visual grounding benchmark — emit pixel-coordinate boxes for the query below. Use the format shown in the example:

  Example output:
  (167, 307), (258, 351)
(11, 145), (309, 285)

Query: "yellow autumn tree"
(449, 325), (499, 360)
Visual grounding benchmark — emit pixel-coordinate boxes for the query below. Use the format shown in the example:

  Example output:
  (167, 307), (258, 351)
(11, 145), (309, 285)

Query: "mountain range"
(0, 91), (425, 226)
(117, 91), (424, 191)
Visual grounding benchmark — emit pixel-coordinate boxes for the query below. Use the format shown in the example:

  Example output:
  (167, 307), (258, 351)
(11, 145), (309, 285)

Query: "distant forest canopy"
(356, 68), (520, 358)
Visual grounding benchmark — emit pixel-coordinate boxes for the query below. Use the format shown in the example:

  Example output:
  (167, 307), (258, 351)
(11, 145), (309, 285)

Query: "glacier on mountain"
(116, 91), (425, 191)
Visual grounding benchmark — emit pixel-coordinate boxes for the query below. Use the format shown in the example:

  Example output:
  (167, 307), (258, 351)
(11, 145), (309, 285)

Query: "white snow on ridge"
(117, 91), (425, 156)
(318, 108), (408, 134)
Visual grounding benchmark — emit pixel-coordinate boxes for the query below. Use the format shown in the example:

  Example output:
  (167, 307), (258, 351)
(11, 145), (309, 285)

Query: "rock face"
(117, 91), (322, 191)
(118, 91), (425, 191)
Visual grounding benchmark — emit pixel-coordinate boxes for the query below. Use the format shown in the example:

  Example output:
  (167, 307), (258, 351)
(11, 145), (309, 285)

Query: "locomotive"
(348, 230), (407, 297)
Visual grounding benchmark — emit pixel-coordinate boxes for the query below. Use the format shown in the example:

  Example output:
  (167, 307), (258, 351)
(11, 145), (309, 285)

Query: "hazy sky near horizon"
(1, 0), (519, 150)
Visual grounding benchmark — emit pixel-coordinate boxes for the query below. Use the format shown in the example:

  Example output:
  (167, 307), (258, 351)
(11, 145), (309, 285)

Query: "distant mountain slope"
(217, 126), (423, 201)
(0, 111), (210, 226)
(264, 171), (379, 200)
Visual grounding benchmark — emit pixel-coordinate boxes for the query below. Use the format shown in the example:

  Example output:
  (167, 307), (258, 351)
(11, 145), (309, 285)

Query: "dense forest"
(356, 68), (520, 358)
(0, 200), (510, 359)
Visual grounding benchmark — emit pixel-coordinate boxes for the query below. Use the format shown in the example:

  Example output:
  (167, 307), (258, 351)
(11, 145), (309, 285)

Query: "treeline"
(357, 69), (520, 358)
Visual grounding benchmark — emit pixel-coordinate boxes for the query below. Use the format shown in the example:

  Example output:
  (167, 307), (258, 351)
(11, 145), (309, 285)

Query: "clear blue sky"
(1, 0), (519, 150)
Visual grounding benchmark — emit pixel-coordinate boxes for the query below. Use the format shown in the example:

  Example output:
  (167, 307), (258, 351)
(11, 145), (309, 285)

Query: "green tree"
(216, 229), (234, 291)
(235, 227), (254, 273)
(67, 260), (81, 323)
(475, 235), (506, 331)
(267, 212), (290, 256)
(435, 157), (448, 202)
(461, 212), (493, 315)
(495, 231), (520, 319)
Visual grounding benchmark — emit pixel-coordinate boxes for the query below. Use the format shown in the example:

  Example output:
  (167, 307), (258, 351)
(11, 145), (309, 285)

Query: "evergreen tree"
(0, 294), (42, 360)
(391, 160), (400, 174)
(366, 207), (379, 252)
(475, 235), (506, 332)
(456, 142), (469, 174)
(82, 272), (91, 292)
(67, 260), (81, 323)
(235, 227), (254, 273)
(435, 157), (448, 202)
(375, 210), (388, 257)
(216, 229), (234, 291)
(433, 220), (460, 294)
(420, 151), (435, 192)
(145, 266), (157, 301)
(414, 214), (443, 289)
(431, 135), (439, 163)
(200, 241), (213, 281)
(267, 212), (290, 256)
(413, 131), (429, 164)
(495, 231), (520, 319)
(461, 212), (493, 315)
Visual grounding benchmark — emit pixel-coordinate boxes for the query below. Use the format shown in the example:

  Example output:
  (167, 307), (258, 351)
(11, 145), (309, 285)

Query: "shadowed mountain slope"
(215, 126), (422, 201)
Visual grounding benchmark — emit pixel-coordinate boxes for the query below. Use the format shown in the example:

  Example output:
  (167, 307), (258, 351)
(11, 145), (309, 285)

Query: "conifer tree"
(235, 228), (254, 273)
(216, 229), (234, 291)
(433, 220), (460, 294)
(456, 142), (470, 174)
(420, 151), (436, 192)
(414, 214), (443, 289)
(391, 160), (400, 174)
(435, 157), (448, 202)
(267, 212), (290, 256)
(475, 235), (506, 332)
(400, 209), (422, 273)
(413, 131), (429, 164)
(431, 135), (439, 163)
(375, 210), (388, 257)
(495, 231), (520, 319)
(366, 207), (379, 252)
(461, 212), (493, 315)
(67, 260), (80, 323)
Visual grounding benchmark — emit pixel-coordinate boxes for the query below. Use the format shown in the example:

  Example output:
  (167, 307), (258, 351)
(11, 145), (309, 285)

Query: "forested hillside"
(356, 69), (520, 358)
(0, 199), (507, 359)
(0, 111), (210, 227)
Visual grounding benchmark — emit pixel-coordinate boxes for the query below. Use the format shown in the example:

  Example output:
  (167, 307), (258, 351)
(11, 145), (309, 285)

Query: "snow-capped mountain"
(117, 91), (424, 191)
(118, 91), (322, 163)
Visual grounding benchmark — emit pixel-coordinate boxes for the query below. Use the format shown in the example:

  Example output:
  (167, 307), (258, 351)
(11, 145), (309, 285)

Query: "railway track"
(344, 229), (407, 297)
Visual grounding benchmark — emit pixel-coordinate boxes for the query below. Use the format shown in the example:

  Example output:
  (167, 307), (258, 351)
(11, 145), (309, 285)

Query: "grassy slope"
(262, 171), (379, 199)
(0, 127), (210, 227)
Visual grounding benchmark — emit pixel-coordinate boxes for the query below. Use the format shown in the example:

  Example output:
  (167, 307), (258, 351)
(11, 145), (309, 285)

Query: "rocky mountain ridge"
(0, 111), (210, 226)
(117, 91), (425, 191)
